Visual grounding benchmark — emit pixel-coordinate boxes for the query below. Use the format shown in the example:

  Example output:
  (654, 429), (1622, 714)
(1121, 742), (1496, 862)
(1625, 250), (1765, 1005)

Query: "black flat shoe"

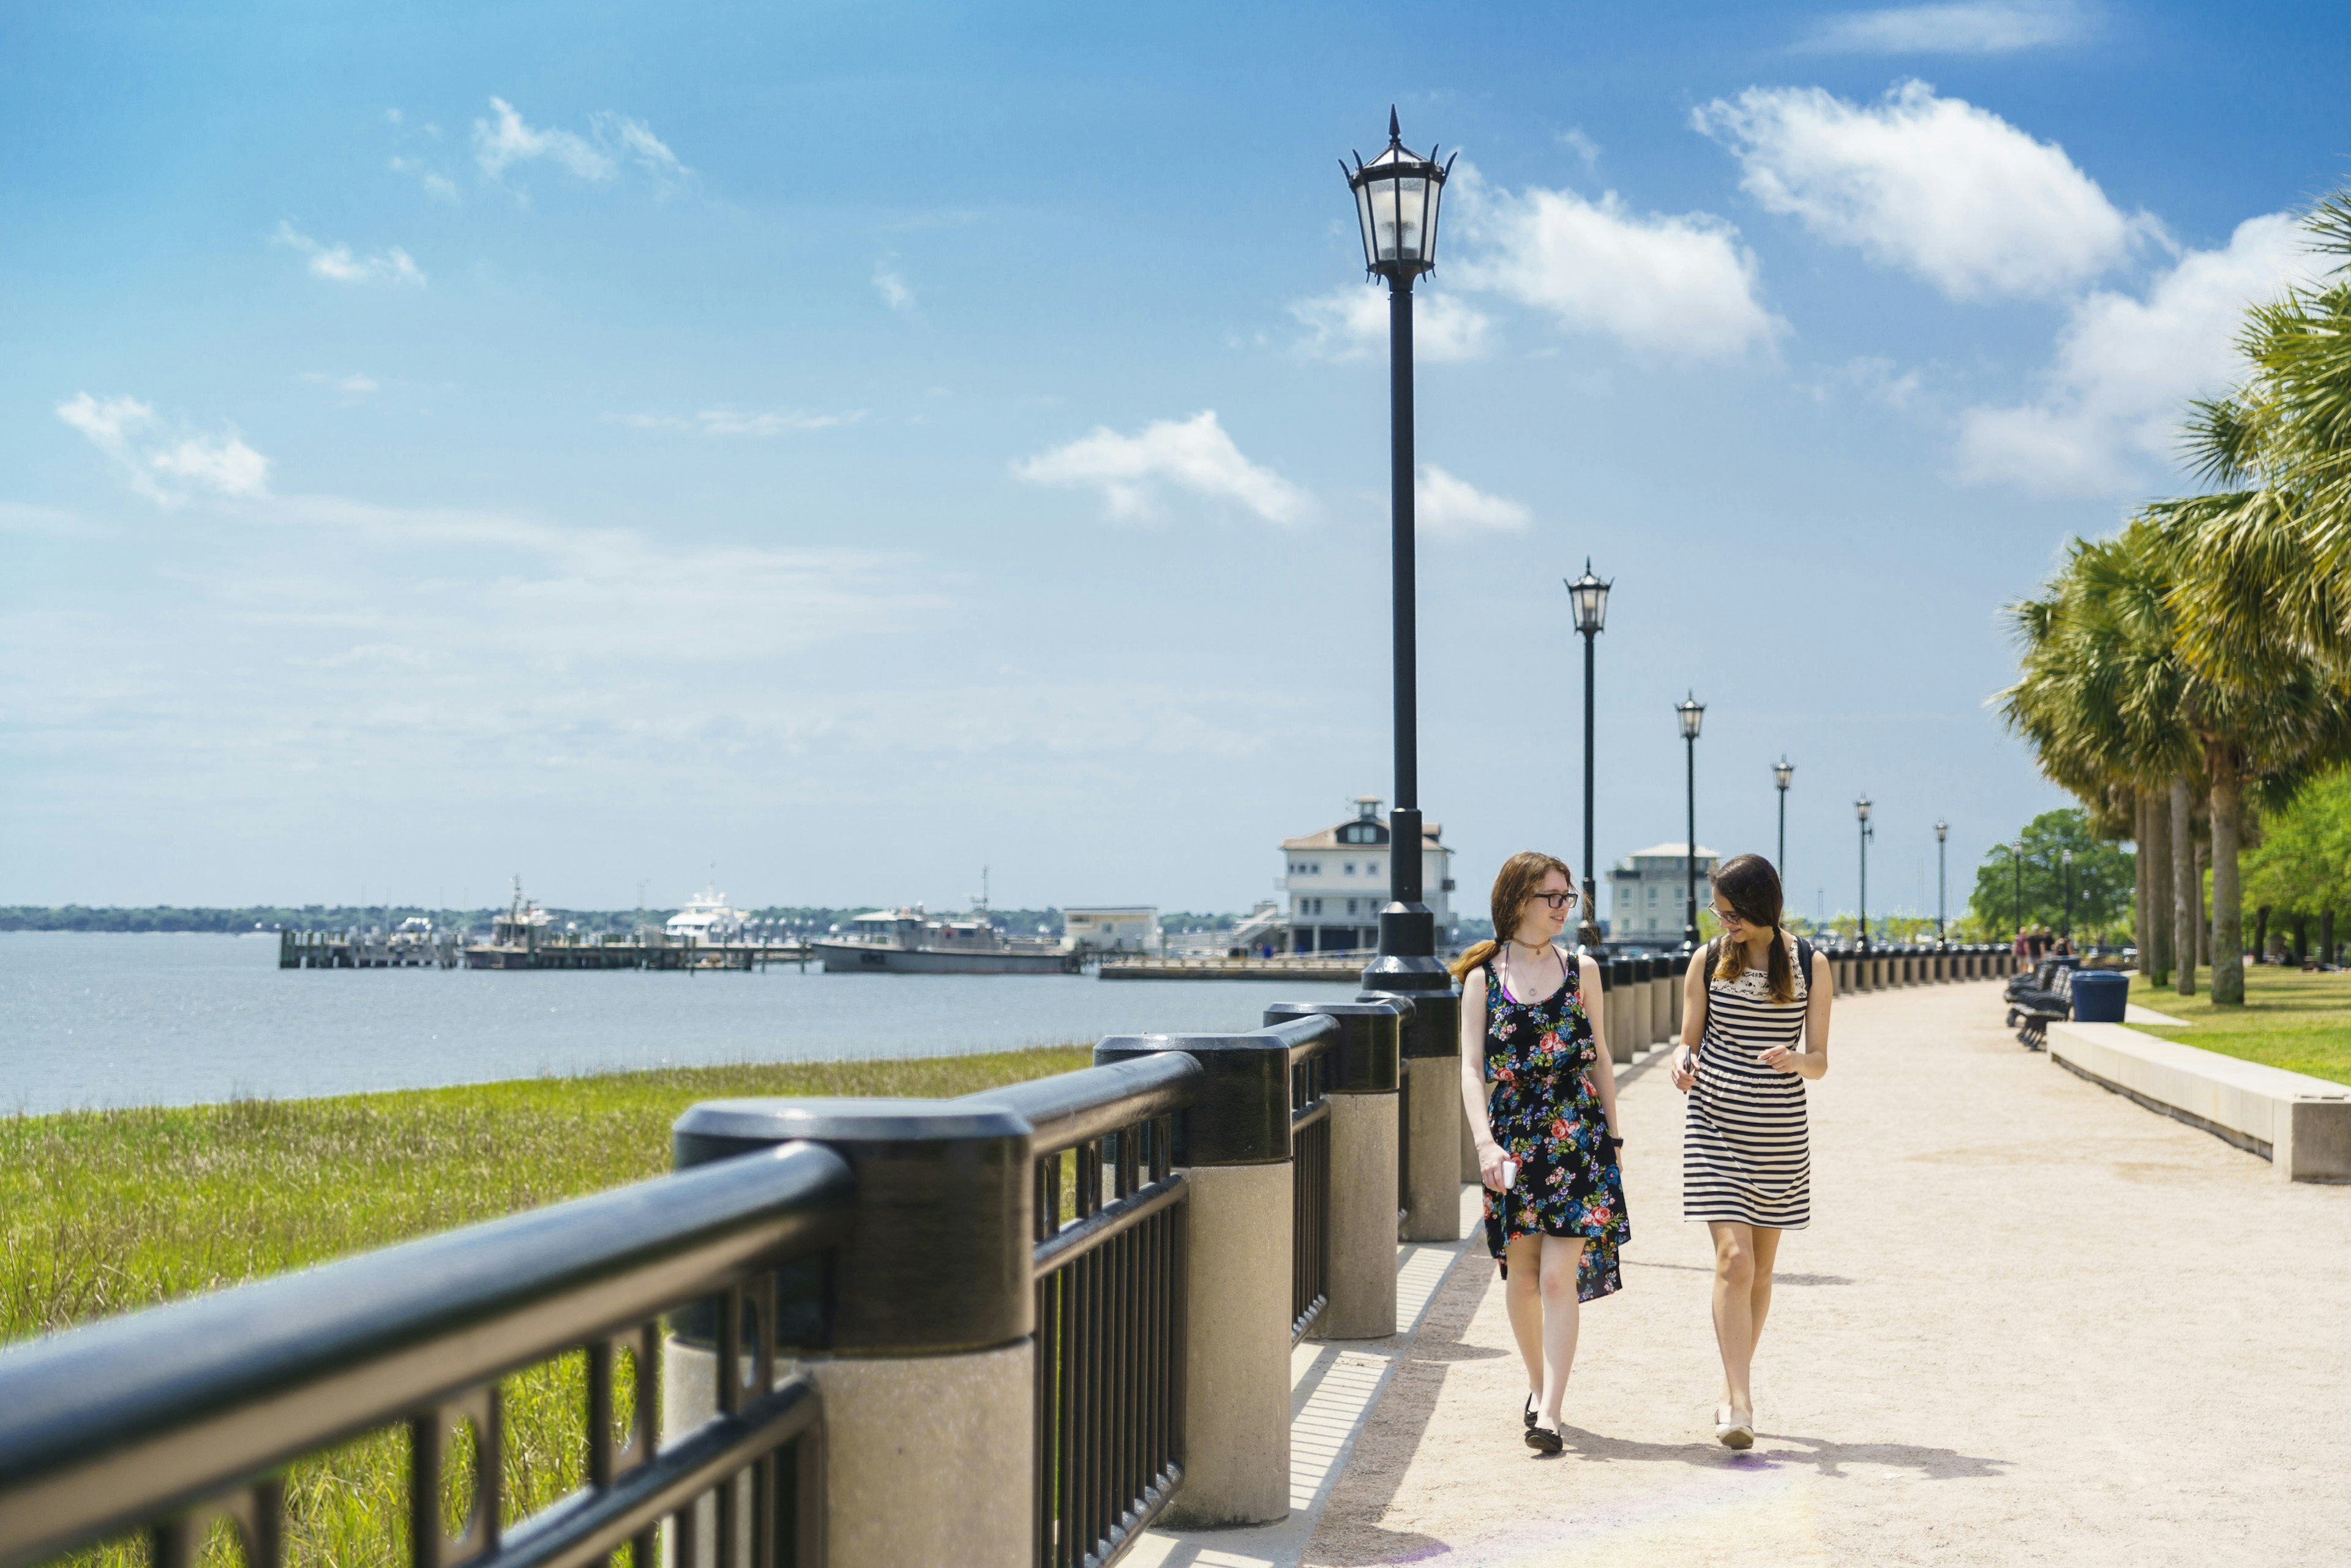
(1525, 1422), (1562, 1455)
(1523, 1394), (1538, 1430)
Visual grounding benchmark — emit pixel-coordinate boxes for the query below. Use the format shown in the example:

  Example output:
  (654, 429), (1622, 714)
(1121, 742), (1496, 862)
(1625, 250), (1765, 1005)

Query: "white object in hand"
(1499, 1157), (1518, 1190)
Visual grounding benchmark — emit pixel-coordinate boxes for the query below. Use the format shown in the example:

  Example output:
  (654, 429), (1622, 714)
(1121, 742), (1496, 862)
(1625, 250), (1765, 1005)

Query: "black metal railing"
(979, 1057), (1199, 1568)
(0, 1142), (851, 1568)
(1289, 1041), (1332, 1343)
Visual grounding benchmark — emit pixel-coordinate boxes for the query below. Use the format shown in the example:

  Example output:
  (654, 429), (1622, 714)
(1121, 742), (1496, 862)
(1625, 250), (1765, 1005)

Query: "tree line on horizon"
(2000, 191), (2351, 1004)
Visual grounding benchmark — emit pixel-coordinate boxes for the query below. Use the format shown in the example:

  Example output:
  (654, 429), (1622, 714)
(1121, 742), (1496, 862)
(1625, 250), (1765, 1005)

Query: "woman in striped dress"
(1670, 853), (1831, 1450)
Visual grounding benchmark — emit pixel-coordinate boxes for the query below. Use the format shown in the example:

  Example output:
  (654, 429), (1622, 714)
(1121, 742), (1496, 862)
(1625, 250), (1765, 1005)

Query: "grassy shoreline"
(2127, 968), (2351, 1085)
(6, 1047), (1092, 1567)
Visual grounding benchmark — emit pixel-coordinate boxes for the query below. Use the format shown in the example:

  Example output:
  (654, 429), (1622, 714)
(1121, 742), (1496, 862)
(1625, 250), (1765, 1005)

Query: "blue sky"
(6, 2), (2348, 921)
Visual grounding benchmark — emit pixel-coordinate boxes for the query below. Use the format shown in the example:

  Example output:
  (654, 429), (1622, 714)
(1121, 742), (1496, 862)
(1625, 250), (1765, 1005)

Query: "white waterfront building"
(1278, 797), (1455, 955)
(1063, 907), (1161, 954)
(1607, 842), (1721, 948)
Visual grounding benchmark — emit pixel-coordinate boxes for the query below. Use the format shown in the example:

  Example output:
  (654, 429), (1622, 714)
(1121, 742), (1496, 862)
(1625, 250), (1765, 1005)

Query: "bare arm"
(1458, 967), (1509, 1186)
(1761, 951), (1832, 1079)
(1670, 950), (1708, 1092)
(1581, 953), (1621, 1138)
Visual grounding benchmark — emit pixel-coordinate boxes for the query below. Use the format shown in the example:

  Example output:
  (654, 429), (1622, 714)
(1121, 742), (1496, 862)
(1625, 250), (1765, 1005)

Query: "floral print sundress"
(1480, 952), (1629, 1302)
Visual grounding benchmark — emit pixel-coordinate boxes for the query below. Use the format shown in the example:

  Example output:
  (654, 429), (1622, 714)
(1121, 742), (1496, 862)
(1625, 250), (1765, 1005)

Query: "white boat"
(666, 883), (746, 946)
(811, 904), (1079, 975)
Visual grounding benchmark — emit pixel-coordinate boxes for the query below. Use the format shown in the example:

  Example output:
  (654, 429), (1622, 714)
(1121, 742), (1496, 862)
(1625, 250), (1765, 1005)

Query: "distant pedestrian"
(1452, 851), (1627, 1455)
(1670, 853), (1831, 1450)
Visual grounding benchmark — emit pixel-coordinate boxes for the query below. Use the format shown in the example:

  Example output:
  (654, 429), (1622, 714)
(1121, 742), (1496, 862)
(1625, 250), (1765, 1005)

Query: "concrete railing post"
(1648, 956), (1673, 1046)
(669, 1099), (1035, 1568)
(1352, 986), (1465, 1243)
(1664, 948), (1686, 1041)
(1604, 958), (1633, 1063)
(1629, 956), (1654, 1056)
(1093, 1027), (1296, 1528)
(1265, 1000), (1400, 1325)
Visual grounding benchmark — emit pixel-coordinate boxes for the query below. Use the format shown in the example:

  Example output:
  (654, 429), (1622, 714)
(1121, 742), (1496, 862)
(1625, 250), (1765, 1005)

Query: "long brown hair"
(1448, 850), (1576, 979)
(1708, 852), (1799, 1002)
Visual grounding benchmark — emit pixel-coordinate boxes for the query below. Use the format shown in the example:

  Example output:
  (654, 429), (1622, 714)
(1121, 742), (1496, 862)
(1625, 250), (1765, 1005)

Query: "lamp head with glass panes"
(1676, 693), (1706, 741)
(1567, 558), (1611, 636)
(1344, 108), (1456, 284)
(1936, 819), (1949, 843)
(1856, 793), (1872, 823)
(1774, 757), (1794, 792)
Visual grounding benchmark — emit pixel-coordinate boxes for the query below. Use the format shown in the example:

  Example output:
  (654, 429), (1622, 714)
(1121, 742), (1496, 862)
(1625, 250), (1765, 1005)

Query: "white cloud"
(1013, 410), (1313, 526)
(593, 113), (689, 189)
(1804, 2), (2091, 54)
(1559, 127), (1602, 170)
(613, 408), (863, 436)
(1447, 165), (1784, 359)
(301, 372), (380, 400)
(873, 258), (917, 315)
(1290, 285), (1492, 362)
(271, 221), (426, 287)
(1693, 80), (2149, 300)
(1415, 465), (1531, 536)
(390, 156), (461, 203)
(1842, 355), (1924, 408)
(56, 393), (272, 505)
(474, 97), (615, 181)
(1956, 212), (2314, 493)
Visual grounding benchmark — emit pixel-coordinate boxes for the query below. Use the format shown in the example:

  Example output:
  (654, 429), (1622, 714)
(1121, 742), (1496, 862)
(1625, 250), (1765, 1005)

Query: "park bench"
(2005, 957), (2077, 1049)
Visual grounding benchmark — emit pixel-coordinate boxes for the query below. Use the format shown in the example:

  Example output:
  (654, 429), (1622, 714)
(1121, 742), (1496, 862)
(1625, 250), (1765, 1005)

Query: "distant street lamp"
(1345, 108), (1454, 995)
(2062, 847), (2075, 944)
(1567, 560), (1611, 948)
(1935, 819), (1949, 941)
(1774, 757), (1794, 887)
(2011, 837), (2026, 936)
(1678, 693), (1706, 951)
(1855, 793), (1875, 951)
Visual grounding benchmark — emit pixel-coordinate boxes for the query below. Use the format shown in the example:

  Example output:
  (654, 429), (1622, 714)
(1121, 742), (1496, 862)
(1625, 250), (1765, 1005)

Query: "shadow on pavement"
(1555, 1424), (2008, 1480)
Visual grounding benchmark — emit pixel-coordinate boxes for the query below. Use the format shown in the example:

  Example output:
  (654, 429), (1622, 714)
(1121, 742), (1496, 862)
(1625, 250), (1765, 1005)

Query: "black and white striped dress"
(1684, 938), (1811, 1229)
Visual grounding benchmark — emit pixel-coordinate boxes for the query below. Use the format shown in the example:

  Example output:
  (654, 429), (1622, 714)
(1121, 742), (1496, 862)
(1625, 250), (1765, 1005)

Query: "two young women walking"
(1453, 849), (1831, 1455)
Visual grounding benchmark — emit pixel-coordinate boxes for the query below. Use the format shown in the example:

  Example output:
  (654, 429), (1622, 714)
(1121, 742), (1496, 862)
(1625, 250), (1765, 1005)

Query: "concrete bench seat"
(2046, 1021), (2351, 1182)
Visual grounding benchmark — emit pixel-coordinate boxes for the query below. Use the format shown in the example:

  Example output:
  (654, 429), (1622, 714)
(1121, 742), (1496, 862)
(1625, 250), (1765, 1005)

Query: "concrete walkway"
(1299, 979), (2351, 1567)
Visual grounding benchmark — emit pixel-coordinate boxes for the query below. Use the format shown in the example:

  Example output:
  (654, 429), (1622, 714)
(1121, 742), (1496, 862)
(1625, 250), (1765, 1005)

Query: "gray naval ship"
(809, 901), (1082, 975)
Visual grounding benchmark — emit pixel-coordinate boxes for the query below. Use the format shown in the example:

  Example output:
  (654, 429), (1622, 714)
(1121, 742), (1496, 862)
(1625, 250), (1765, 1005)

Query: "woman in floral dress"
(1454, 850), (1627, 1454)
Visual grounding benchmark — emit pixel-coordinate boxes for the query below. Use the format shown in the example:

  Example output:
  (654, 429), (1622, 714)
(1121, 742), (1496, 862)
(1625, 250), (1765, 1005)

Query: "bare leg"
(1502, 1232), (1545, 1405)
(1745, 1226), (1782, 1415)
(1537, 1236), (1587, 1428)
(1709, 1221), (1758, 1417)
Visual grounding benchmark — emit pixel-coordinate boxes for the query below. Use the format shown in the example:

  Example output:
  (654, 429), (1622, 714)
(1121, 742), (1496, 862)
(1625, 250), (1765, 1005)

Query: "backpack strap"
(1795, 936), (1816, 997)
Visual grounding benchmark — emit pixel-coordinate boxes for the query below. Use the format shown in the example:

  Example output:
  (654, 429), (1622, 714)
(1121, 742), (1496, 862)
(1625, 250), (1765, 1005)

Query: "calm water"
(0, 933), (1360, 1117)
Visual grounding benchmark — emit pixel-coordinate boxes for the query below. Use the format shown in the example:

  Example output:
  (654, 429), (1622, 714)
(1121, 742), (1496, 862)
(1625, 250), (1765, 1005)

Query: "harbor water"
(0, 932), (1363, 1117)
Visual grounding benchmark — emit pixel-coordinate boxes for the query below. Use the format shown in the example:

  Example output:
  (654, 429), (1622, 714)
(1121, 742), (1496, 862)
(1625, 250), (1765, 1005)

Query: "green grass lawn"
(1, 1048), (1090, 1567)
(2128, 967), (2351, 1086)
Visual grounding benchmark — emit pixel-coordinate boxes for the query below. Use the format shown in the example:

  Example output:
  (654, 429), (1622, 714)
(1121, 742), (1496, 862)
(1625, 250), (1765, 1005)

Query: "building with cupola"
(1278, 797), (1456, 955)
(1607, 842), (1721, 950)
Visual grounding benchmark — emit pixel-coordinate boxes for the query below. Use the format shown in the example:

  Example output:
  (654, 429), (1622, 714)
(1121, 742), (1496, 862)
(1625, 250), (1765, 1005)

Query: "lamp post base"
(1361, 904), (1450, 992)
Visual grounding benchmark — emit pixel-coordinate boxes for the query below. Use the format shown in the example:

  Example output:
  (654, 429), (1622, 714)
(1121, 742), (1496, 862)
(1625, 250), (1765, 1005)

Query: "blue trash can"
(2071, 969), (2128, 1023)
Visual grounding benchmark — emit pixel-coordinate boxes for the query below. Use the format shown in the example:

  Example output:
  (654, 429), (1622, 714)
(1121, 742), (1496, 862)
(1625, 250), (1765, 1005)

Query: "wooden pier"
(279, 928), (814, 972)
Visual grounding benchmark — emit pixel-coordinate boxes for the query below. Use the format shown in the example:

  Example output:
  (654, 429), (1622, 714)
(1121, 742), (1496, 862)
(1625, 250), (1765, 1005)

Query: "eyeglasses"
(1529, 891), (1580, 912)
(1712, 907), (1746, 926)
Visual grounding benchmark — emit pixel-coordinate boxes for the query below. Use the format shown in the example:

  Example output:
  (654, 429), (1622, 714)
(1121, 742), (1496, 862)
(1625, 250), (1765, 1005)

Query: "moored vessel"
(811, 904), (1079, 974)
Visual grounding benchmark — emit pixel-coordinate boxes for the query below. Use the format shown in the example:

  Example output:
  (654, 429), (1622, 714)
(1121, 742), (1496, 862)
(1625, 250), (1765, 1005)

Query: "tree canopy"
(1965, 809), (2134, 940)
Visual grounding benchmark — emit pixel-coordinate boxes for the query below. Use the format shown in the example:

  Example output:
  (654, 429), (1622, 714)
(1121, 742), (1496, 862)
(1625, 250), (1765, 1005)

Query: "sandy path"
(1303, 978), (2351, 1567)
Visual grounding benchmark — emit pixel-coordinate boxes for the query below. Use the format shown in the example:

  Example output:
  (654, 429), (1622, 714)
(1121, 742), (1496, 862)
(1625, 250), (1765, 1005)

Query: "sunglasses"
(1529, 891), (1580, 912)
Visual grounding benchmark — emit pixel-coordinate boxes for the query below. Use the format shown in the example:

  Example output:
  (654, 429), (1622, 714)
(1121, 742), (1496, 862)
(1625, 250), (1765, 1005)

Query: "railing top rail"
(0, 1142), (852, 1568)
(963, 1052), (1202, 1158)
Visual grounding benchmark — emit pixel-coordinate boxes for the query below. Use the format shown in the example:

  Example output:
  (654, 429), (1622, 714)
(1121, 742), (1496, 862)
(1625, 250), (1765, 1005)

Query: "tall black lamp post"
(1935, 819), (1949, 941)
(1346, 110), (1454, 994)
(1773, 757), (1794, 885)
(2011, 838), (2026, 936)
(1855, 793), (1874, 951)
(1677, 693), (1706, 951)
(2061, 847), (2074, 945)
(1567, 560), (1610, 948)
